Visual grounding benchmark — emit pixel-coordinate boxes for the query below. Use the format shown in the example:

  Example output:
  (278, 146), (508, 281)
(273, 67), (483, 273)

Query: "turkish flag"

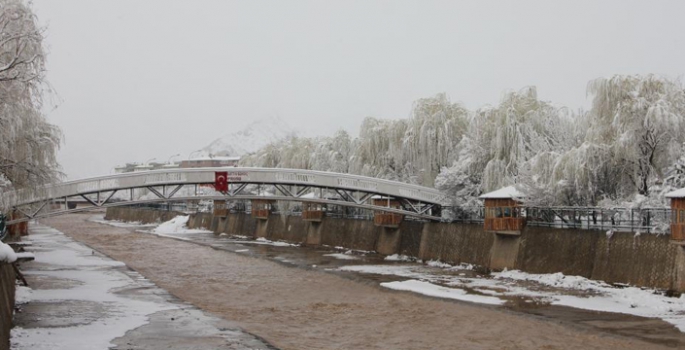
(215, 171), (228, 192)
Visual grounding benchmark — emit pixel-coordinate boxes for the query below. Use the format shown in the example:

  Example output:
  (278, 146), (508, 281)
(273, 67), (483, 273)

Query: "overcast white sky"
(31, 0), (685, 179)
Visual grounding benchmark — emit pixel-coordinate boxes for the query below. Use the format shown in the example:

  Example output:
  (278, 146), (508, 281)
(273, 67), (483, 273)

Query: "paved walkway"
(11, 221), (274, 350)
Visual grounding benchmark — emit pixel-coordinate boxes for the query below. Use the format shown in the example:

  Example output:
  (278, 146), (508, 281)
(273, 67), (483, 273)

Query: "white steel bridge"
(3, 167), (444, 225)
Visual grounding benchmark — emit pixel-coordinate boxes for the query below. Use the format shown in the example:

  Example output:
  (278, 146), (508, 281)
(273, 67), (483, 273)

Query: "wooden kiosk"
(373, 198), (404, 228)
(302, 202), (325, 222)
(479, 186), (526, 235)
(666, 188), (685, 242)
(251, 199), (274, 220)
(213, 200), (228, 217)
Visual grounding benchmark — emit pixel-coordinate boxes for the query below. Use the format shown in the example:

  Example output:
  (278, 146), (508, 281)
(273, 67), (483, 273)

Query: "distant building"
(179, 156), (240, 168)
(114, 163), (139, 174)
(115, 162), (178, 174)
(114, 156), (239, 174)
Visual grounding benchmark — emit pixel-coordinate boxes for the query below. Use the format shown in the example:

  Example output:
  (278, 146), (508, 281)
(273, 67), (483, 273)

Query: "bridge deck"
(3, 167), (444, 224)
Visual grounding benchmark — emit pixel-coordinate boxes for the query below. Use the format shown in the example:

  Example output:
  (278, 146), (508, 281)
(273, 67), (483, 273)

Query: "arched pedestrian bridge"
(3, 167), (444, 225)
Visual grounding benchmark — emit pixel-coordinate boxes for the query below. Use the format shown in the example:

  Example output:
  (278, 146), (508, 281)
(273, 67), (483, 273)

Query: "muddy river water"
(39, 213), (685, 349)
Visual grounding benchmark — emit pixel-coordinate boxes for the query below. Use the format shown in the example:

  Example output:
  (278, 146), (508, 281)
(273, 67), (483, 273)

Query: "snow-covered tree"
(438, 87), (577, 204)
(665, 143), (685, 191)
(0, 0), (61, 196)
(240, 77), (685, 209)
(402, 93), (469, 186)
(586, 75), (685, 196)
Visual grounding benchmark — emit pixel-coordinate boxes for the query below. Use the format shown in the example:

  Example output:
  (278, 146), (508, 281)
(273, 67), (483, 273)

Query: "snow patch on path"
(494, 270), (685, 332)
(323, 253), (360, 260)
(11, 224), (175, 350)
(89, 216), (158, 229)
(382, 280), (504, 305)
(340, 263), (685, 332)
(0, 241), (17, 263)
(384, 254), (416, 262)
(152, 216), (212, 234)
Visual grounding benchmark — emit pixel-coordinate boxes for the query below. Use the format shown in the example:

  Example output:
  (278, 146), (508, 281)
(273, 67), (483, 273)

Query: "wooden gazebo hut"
(666, 188), (685, 241)
(372, 197), (404, 228)
(251, 199), (274, 220)
(479, 186), (526, 235)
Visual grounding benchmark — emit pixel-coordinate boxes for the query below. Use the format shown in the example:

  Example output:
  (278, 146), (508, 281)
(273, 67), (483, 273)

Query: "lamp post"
(167, 153), (180, 164)
(189, 150), (201, 159)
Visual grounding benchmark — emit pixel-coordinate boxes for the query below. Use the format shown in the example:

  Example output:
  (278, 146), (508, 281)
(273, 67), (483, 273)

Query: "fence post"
(600, 209), (604, 231)
(587, 209), (591, 229)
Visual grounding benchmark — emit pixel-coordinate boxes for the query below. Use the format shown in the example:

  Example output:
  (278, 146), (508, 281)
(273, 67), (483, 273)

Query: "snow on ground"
(89, 216), (158, 229)
(0, 241), (16, 263)
(323, 252), (360, 260)
(11, 224), (175, 350)
(494, 270), (685, 331)
(254, 237), (300, 247)
(151, 216), (211, 234)
(339, 263), (685, 332)
(232, 237), (300, 247)
(382, 280), (504, 305)
(384, 254), (417, 262)
(15, 285), (32, 304)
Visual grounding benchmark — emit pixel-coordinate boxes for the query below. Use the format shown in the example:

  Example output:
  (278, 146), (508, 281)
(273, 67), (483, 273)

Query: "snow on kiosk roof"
(665, 188), (685, 198)
(479, 186), (523, 200)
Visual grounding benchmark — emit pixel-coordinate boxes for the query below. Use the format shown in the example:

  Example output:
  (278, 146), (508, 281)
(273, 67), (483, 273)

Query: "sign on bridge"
(215, 172), (228, 192)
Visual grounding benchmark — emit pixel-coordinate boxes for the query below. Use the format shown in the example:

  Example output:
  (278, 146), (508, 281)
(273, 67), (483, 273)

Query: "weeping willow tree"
(240, 76), (685, 208)
(518, 75), (685, 206)
(0, 0), (61, 196)
(348, 117), (409, 181)
(401, 93), (469, 186)
(586, 75), (685, 197)
(439, 87), (576, 196)
(241, 93), (469, 187)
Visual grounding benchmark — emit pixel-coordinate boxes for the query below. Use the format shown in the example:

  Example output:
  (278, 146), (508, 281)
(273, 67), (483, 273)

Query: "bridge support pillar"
(376, 227), (401, 256)
(305, 221), (323, 246)
(675, 247), (685, 292)
(255, 219), (269, 238)
(489, 234), (521, 271)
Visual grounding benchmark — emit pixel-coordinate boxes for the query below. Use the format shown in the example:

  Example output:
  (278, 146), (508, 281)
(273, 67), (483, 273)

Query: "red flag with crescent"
(215, 171), (228, 192)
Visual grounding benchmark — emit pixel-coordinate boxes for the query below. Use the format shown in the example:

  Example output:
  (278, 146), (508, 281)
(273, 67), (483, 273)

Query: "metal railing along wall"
(0, 214), (6, 242)
(441, 206), (671, 234)
(117, 203), (673, 234)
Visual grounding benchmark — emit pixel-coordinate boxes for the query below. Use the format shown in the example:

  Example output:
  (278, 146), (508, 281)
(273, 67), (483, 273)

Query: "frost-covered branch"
(0, 0), (61, 208)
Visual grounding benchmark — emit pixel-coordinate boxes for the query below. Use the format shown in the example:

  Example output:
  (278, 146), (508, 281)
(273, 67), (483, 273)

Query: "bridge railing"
(442, 206), (671, 234)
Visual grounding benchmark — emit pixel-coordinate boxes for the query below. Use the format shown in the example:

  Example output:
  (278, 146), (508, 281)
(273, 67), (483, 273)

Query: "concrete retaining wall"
(0, 263), (15, 350)
(418, 222), (493, 267)
(514, 227), (679, 290)
(106, 207), (685, 292)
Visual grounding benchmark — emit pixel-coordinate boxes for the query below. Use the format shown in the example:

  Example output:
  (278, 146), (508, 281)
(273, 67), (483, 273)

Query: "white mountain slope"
(199, 116), (296, 157)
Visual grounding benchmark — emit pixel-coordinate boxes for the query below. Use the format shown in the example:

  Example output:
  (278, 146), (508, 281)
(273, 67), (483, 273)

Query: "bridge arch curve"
(4, 167), (444, 224)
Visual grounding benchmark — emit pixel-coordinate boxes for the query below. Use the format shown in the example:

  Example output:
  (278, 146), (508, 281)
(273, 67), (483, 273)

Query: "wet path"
(12, 223), (276, 350)
(38, 213), (685, 349)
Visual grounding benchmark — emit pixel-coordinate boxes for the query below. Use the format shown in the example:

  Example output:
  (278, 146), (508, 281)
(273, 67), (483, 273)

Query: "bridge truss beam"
(4, 168), (444, 225)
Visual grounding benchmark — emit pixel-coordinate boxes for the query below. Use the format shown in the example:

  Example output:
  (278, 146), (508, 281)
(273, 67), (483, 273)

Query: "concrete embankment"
(0, 262), (15, 350)
(106, 207), (685, 292)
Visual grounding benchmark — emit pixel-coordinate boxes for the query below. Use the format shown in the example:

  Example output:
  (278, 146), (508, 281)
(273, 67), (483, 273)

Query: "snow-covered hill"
(199, 116), (295, 157)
